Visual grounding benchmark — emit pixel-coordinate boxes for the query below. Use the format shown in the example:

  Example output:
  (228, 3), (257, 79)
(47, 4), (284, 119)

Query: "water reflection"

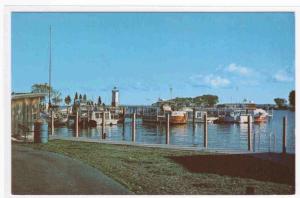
(54, 110), (295, 153)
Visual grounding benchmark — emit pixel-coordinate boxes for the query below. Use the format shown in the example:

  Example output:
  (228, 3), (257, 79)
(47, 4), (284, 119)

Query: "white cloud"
(190, 74), (230, 88)
(225, 63), (252, 76)
(273, 70), (293, 82)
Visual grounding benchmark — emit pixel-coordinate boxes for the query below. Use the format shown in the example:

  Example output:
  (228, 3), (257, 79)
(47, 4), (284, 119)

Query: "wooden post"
(274, 128), (276, 152)
(102, 112), (105, 139)
(269, 132), (271, 153)
(132, 113), (136, 142)
(122, 121), (125, 141)
(247, 115), (252, 151)
(192, 108), (196, 126)
(122, 107), (126, 124)
(51, 110), (54, 135)
(204, 114), (208, 148)
(76, 111), (79, 137)
(166, 114), (170, 144)
(282, 116), (287, 154)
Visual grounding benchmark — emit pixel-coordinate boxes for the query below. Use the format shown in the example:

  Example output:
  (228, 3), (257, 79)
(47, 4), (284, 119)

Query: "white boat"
(252, 108), (268, 123)
(89, 111), (118, 126)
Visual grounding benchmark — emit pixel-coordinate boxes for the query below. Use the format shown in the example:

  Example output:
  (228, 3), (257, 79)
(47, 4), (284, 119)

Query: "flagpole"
(48, 25), (52, 110)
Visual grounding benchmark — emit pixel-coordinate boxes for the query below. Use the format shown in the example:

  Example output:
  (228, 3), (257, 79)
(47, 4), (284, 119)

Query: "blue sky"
(12, 12), (295, 105)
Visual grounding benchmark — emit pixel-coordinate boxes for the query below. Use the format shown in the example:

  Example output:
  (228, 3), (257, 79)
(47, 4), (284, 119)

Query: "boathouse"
(11, 92), (46, 137)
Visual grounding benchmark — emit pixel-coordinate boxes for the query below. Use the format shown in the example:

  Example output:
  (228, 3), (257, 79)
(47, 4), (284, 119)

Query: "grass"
(20, 140), (294, 194)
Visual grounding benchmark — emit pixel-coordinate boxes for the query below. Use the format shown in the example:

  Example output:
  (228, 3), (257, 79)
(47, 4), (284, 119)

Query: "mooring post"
(204, 113), (208, 148)
(247, 115), (252, 151)
(76, 111), (79, 137)
(132, 113), (136, 142)
(282, 116), (287, 154)
(274, 128), (276, 152)
(122, 107), (126, 124)
(166, 113), (170, 144)
(192, 108), (196, 127)
(51, 110), (54, 135)
(269, 132), (271, 153)
(102, 112), (105, 139)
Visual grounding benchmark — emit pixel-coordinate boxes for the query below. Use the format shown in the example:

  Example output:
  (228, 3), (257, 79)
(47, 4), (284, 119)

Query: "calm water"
(54, 110), (295, 153)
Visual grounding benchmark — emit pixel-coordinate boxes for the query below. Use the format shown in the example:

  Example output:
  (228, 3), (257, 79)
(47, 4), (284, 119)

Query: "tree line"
(274, 90), (295, 110)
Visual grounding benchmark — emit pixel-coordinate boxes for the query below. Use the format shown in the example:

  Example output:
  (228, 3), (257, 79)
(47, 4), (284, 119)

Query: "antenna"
(48, 25), (52, 109)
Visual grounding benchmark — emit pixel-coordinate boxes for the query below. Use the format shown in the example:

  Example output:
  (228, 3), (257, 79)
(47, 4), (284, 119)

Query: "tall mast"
(48, 26), (52, 108)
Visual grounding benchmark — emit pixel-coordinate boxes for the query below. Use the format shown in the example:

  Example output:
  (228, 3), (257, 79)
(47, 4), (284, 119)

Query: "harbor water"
(53, 110), (295, 153)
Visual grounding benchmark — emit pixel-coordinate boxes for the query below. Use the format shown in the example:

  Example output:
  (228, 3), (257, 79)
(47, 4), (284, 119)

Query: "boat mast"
(48, 26), (52, 109)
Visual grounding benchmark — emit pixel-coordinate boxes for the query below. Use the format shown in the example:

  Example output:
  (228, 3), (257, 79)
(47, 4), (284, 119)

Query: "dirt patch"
(169, 153), (295, 186)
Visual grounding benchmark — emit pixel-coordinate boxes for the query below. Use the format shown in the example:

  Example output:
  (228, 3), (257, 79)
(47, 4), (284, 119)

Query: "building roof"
(11, 92), (47, 100)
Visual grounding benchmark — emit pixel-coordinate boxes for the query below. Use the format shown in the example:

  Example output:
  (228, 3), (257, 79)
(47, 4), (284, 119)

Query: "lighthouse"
(111, 86), (119, 107)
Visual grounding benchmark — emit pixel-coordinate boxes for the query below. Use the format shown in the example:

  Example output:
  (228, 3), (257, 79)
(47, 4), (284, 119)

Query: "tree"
(74, 92), (78, 103)
(31, 83), (53, 93)
(79, 94), (82, 100)
(65, 95), (71, 105)
(64, 95), (71, 114)
(274, 98), (287, 108)
(83, 94), (87, 101)
(98, 96), (102, 105)
(194, 95), (218, 107)
(31, 83), (53, 104)
(289, 90), (295, 108)
(202, 95), (219, 107)
(31, 83), (62, 107)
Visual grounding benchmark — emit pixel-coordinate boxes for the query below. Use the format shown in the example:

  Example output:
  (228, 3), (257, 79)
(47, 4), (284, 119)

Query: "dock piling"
(282, 116), (287, 154)
(122, 107), (126, 124)
(204, 114), (208, 148)
(274, 128), (276, 152)
(76, 111), (79, 137)
(247, 115), (252, 151)
(132, 113), (136, 142)
(166, 114), (170, 144)
(102, 112), (105, 139)
(51, 110), (54, 135)
(192, 108), (196, 127)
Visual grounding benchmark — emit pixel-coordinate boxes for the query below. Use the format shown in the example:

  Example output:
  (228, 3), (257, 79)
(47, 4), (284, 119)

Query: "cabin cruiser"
(89, 111), (118, 127)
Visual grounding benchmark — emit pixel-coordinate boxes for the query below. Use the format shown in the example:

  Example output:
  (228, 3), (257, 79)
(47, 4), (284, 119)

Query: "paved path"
(12, 144), (132, 195)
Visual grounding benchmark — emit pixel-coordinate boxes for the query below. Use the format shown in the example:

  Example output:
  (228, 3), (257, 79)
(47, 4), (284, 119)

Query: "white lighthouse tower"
(111, 86), (119, 107)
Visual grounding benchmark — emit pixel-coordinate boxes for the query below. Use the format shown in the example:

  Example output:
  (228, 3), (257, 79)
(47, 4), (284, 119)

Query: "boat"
(252, 109), (268, 123)
(47, 112), (68, 126)
(89, 111), (118, 127)
(216, 111), (239, 123)
(169, 111), (187, 124)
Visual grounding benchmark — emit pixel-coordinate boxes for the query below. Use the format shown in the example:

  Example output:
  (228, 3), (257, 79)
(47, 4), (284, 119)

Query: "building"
(111, 87), (119, 107)
(11, 92), (46, 136)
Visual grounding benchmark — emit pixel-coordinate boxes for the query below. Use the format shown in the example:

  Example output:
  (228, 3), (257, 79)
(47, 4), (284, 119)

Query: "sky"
(12, 12), (295, 105)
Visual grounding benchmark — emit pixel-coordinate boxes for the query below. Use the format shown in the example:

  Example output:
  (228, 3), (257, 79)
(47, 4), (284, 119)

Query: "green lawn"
(22, 140), (293, 194)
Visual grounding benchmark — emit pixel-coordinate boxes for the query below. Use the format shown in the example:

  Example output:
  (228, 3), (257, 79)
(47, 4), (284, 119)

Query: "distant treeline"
(153, 94), (219, 107)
